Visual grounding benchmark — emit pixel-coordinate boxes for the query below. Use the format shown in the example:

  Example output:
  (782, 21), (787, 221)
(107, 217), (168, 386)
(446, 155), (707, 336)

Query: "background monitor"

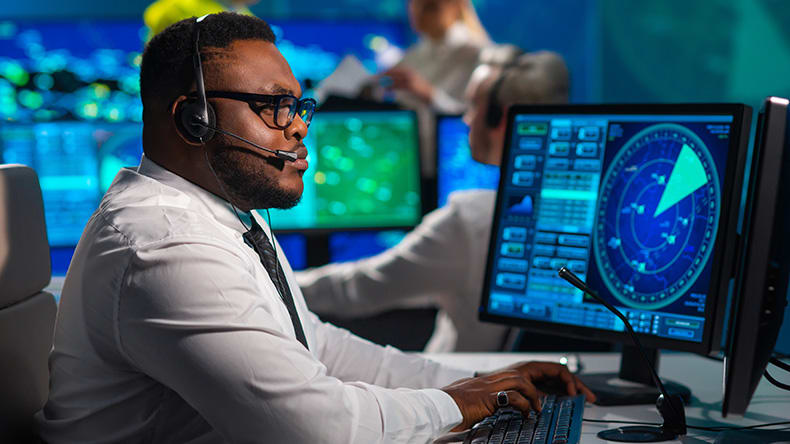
(328, 230), (406, 263)
(723, 96), (790, 416)
(0, 19), (146, 276)
(0, 18), (410, 273)
(479, 104), (752, 404)
(266, 108), (422, 232)
(435, 115), (499, 207)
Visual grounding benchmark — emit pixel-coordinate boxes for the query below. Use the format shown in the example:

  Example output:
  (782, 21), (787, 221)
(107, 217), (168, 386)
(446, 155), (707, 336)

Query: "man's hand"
(442, 362), (595, 431)
(478, 361), (596, 402)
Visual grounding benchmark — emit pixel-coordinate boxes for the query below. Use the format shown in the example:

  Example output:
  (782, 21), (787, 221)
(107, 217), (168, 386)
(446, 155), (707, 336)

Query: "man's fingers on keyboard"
(575, 377), (597, 403)
(495, 390), (534, 414)
(512, 376), (541, 411)
(482, 371), (543, 411)
(558, 368), (578, 396)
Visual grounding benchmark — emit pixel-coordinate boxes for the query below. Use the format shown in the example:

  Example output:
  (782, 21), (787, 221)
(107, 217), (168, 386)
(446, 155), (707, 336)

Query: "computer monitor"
(723, 97), (790, 416)
(479, 104), (752, 404)
(0, 18), (410, 273)
(266, 108), (422, 232)
(0, 19), (146, 268)
(436, 115), (499, 207)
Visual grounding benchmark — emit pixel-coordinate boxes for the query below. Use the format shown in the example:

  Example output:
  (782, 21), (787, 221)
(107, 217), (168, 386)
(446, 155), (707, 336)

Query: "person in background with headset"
(297, 50), (570, 353)
(36, 13), (592, 443)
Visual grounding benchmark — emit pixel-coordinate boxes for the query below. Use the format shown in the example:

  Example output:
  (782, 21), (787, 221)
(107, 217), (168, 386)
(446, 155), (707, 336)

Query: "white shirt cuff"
(422, 388), (463, 433)
(431, 364), (475, 387)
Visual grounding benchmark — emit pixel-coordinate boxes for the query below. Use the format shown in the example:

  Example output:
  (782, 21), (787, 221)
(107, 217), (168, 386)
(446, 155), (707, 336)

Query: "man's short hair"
(139, 12), (276, 116)
(495, 51), (569, 105)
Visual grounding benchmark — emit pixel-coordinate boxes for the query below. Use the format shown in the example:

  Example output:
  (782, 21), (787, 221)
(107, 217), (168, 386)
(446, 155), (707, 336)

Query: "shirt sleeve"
(430, 88), (468, 114)
(296, 205), (467, 318)
(307, 310), (472, 389)
(116, 237), (464, 443)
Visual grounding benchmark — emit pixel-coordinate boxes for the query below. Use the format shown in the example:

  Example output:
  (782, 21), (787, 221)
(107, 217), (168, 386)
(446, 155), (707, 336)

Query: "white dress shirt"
(36, 156), (471, 443)
(297, 190), (510, 353)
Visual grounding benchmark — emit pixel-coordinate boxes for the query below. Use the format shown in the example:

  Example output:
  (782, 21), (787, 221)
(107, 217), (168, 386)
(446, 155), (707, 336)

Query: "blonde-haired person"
(143, 0), (258, 38)
(383, 0), (492, 113)
(297, 50), (569, 353)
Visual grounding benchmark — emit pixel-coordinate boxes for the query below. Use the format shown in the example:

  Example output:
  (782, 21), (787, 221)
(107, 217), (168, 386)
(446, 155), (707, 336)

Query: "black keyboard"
(463, 394), (585, 444)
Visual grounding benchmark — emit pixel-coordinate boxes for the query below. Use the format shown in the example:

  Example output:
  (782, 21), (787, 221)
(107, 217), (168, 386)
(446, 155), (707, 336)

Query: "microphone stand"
(558, 267), (687, 442)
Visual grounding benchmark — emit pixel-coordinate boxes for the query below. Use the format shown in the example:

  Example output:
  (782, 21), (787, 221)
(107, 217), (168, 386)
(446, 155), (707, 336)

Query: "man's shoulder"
(446, 189), (496, 206)
(442, 189), (497, 227)
(93, 169), (222, 248)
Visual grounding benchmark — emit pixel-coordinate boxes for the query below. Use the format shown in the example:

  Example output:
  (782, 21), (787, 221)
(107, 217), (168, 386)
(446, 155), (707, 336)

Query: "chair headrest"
(0, 165), (51, 309)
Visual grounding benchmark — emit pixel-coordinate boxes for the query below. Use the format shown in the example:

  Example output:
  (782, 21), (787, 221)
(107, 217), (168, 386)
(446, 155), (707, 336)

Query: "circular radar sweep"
(594, 123), (720, 310)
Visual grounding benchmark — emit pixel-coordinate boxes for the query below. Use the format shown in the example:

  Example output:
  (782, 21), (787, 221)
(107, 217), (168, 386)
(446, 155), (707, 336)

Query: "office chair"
(0, 164), (57, 441)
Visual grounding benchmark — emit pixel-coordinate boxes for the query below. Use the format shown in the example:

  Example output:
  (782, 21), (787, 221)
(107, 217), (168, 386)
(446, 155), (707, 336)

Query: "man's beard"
(209, 145), (302, 210)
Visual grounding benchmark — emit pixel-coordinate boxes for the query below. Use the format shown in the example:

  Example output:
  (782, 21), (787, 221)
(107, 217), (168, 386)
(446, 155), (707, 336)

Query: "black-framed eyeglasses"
(199, 91), (316, 129)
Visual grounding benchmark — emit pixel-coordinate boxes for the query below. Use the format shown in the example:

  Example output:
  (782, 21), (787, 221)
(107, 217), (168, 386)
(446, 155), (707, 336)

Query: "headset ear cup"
(178, 101), (216, 143)
(486, 102), (502, 128)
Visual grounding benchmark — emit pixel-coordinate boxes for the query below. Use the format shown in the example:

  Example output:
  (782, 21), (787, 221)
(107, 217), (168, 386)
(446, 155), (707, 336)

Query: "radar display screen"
(482, 108), (741, 345)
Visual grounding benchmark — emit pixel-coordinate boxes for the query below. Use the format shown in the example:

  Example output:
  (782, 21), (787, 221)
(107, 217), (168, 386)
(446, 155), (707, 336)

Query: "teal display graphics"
(592, 122), (723, 315)
(485, 113), (733, 344)
(266, 110), (422, 231)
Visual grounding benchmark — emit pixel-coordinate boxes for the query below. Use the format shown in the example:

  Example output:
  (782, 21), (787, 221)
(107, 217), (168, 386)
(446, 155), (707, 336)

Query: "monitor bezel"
(269, 104), (424, 234)
(478, 103), (752, 355)
(722, 97), (790, 416)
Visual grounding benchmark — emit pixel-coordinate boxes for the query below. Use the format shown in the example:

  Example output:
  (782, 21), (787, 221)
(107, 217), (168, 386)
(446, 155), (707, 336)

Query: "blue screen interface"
(484, 112), (734, 343)
(0, 19), (406, 272)
(436, 115), (499, 207)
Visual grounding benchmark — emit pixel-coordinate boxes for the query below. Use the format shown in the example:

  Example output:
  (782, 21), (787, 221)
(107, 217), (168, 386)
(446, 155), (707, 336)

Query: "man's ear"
(171, 95), (203, 146)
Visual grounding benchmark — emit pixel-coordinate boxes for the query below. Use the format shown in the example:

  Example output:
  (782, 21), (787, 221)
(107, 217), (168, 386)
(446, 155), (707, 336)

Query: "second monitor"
(266, 108), (422, 232)
(479, 104), (752, 404)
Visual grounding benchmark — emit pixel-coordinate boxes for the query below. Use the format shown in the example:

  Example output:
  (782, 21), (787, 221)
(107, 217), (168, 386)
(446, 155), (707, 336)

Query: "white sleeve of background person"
(296, 204), (465, 316)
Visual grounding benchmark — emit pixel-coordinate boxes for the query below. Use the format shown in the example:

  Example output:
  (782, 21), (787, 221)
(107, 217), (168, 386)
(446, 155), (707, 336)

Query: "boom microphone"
(198, 122), (299, 162)
(557, 266), (687, 442)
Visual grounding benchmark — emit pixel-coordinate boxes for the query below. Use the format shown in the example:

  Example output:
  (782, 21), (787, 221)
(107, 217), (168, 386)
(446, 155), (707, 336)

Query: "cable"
(583, 418), (790, 432)
(204, 149), (251, 232)
(770, 357), (790, 373)
(765, 368), (790, 391)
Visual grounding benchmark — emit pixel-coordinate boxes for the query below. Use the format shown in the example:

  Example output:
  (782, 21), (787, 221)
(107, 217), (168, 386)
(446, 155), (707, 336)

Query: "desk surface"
(421, 352), (790, 443)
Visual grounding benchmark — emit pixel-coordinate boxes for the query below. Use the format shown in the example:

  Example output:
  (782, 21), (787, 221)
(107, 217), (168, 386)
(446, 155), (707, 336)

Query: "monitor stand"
(305, 234), (331, 268)
(579, 345), (691, 406)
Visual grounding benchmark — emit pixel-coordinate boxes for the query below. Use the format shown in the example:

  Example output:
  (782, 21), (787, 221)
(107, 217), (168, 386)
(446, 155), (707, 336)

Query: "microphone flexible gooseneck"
(558, 266), (687, 442)
(197, 121), (299, 162)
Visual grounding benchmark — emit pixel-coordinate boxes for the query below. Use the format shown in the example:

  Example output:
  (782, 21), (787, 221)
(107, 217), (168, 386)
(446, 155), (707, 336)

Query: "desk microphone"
(557, 266), (687, 442)
(197, 122), (299, 162)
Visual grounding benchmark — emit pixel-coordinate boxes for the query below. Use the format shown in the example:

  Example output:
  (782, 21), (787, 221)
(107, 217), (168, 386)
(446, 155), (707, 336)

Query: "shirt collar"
(136, 154), (255, 234)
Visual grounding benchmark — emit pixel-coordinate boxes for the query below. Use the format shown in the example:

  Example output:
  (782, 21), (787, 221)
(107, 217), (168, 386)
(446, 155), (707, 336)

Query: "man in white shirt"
(36, 13), (591, 443)
(298, 51), (570, 353)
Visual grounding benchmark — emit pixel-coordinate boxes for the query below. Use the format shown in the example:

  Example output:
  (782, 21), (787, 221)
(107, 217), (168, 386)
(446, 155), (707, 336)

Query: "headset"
(176, 15), (297, 162)
(484, 55), (524, 128)
(484, 71), (508, 128)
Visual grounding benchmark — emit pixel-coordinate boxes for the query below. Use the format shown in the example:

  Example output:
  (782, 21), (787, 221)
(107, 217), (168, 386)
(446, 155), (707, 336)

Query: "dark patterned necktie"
(243, 217), (309, 350)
